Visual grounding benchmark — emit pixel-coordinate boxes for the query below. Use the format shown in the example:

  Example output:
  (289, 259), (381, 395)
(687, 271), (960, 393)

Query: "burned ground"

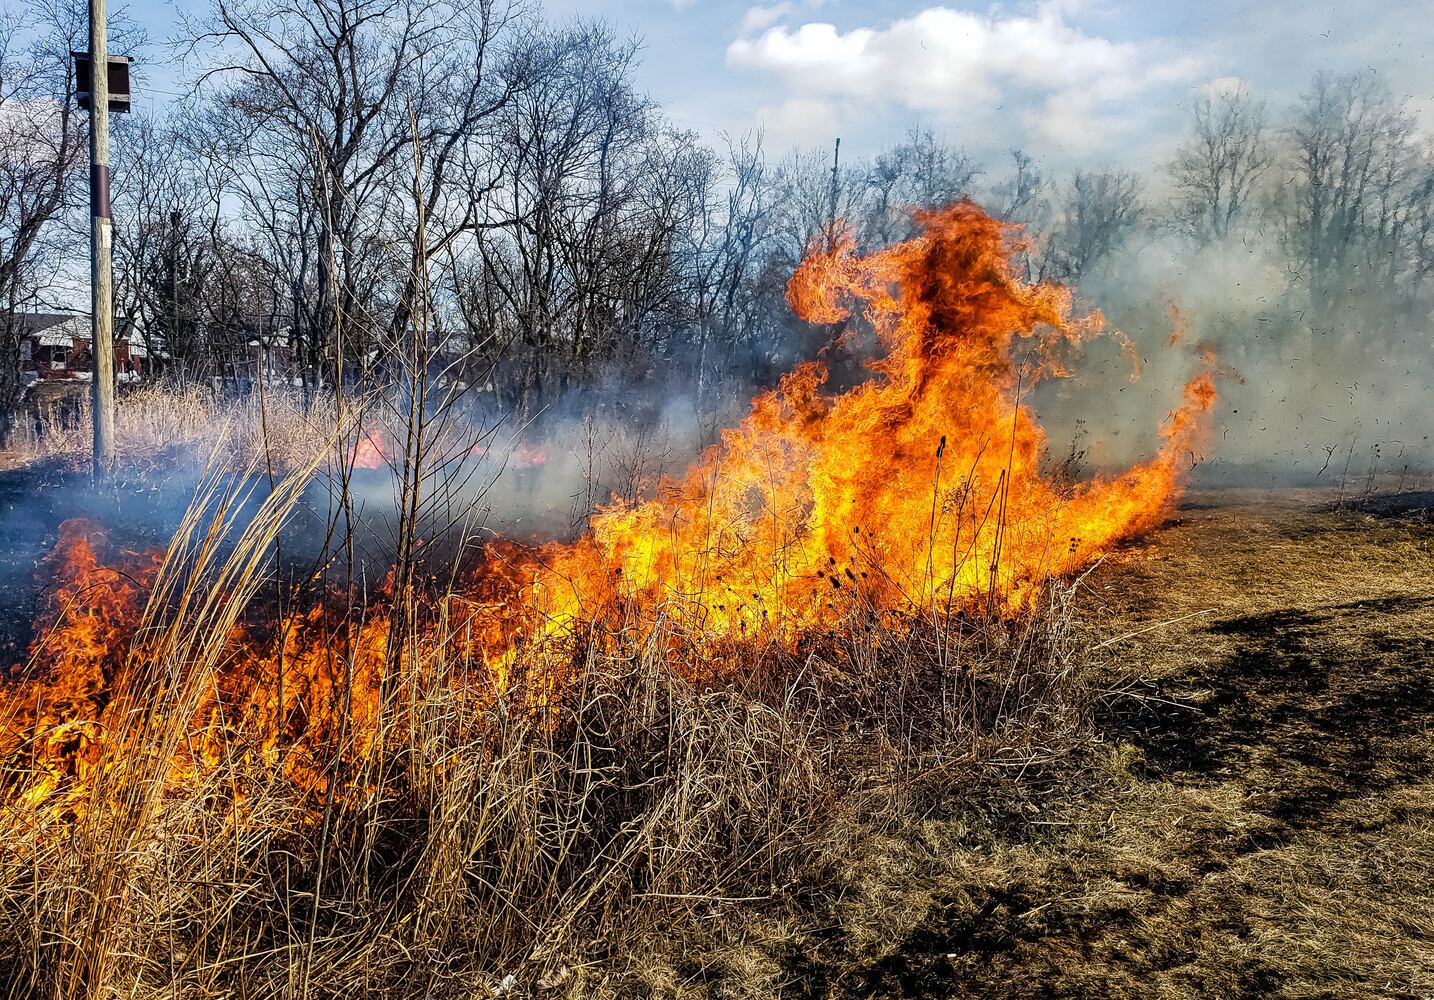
(773, 490), (1434, 999)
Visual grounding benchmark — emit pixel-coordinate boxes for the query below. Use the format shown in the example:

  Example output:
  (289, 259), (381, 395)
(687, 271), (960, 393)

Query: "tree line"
(2, 0), (1432, 426)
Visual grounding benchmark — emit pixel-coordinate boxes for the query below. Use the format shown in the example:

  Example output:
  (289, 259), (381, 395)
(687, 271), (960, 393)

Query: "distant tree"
(1170, 86), (1272, 244)
(988, 149), (1049, 283)
(991, 148), (1046, 226)
(1285, 70), (1416, 316)
(690, 132), (776, 396)
(857, 127), (980, 246)
(1400, 159), (1434, 306)
(0, 0), (86, 426)
(189, 0), (522, 391)
(112, 113), (217, 378)
(1047, 170), (1143, 281)
(470, 21), (660, 412)
(767, 145), (853, 266)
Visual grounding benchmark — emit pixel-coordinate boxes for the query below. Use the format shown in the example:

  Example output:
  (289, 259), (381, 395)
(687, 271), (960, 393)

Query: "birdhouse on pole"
(71, 52), (132, 113)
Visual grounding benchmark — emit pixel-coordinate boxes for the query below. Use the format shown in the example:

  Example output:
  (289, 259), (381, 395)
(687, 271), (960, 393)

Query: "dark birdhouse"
(71, 53), (132, 113)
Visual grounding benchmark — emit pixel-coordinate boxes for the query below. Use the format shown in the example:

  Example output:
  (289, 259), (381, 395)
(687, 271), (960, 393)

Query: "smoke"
(382, 215), (1433, 551)
(441, 394), (718, 542)
(1031, 229), (1433, 487)
(332, 369), (734, 583)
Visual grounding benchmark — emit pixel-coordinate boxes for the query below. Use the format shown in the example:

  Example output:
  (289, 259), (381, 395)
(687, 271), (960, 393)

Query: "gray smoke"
(1032, 229), (1432, 488)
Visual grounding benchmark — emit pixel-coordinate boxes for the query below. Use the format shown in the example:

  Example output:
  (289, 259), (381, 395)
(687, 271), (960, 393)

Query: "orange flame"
(1, 202), (1221, 816)
(493, 202), (1219, 655)
(0, 520), (162, 811)
(352, 425), (390, 470)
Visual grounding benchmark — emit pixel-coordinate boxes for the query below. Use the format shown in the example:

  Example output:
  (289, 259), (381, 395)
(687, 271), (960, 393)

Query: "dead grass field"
(0, 384), (336, 474)
(736, 488), (1434, 999)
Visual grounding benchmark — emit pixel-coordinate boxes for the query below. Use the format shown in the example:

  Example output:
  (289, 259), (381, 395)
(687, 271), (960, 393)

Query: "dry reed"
(1, 383), (335, 474)
(0, 435), (1091, 999)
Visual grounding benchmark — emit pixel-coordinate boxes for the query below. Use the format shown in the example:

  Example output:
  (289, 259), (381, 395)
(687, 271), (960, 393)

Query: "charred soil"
(797, 489), (1434, 999)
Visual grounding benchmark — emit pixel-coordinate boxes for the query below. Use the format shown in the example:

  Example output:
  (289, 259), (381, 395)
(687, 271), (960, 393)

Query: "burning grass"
(0, 202), (1242, 996)
(5, 488), (1430, 998)
(504, 204), (1219, 653)
(0, 501), (1094, 998)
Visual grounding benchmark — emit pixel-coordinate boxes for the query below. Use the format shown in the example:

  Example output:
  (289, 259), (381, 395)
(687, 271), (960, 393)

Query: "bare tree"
(1286, 70), (1416, 315)
(111, 112), (221, 378)
(1400, 159), (1434, 306)
(0, 0), (85, 425)
(768, 146), (845, 265)
(991, 148), (1046, 226)
(858, 127), (981, 246)
(683, 130), (773, 399)
(472, 21), (666, 413)
(189, 0), (523, 391)
(1170, 86), (1272, 244)
(1047, 170), (1143, 281)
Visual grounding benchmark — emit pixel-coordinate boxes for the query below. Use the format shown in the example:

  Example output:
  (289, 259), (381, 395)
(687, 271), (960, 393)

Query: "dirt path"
(845, 490), (1434, 999)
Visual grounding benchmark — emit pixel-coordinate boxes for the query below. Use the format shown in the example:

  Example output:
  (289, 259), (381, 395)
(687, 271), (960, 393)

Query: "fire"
(0, 520), (162, 812)
(512, 442), (549, 467)
(1, 202), (1220, 816)
(495, 202), (1218, 652)
(352, 424), (391, 469)
(0, 520), (474, 815)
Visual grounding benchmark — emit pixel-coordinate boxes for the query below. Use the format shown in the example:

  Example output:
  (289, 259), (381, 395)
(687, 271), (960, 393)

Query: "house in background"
(201, 312), (300, 388)
(13, 312), (144, 385)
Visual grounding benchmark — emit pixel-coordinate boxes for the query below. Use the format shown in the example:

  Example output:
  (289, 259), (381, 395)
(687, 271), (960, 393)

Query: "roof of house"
(9, 312), (90, 337)
(7, 314), (151, 354)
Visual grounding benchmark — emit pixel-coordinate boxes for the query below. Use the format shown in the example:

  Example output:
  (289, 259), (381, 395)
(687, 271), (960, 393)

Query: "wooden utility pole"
(170, 209), (180, 358)
(827, 136), (841, 248)
(88, 0), (115, 475)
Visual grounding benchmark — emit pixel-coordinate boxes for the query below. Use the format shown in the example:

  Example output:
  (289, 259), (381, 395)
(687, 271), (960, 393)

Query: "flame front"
(0, 521), (162, 812)
(502, 202), (1217, 649)
(1, 202), (1219, 815)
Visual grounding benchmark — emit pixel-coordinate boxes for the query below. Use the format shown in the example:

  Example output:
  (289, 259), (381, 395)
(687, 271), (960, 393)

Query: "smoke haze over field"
(1035, 231), (1433, 485)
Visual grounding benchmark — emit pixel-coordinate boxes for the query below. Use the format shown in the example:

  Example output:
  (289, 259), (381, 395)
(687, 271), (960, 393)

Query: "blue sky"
(133, 0), (1434, 169)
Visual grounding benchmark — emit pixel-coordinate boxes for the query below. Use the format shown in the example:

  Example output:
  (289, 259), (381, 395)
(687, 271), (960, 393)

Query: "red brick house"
(14, 313), (143, 384)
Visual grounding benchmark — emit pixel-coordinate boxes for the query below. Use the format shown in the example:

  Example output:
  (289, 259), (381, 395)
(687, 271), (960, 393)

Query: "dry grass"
(0, 452), (1092, 999)
(2, 377), (1431, 1000)
(792, 489), (1434, 999)
(1, 383), (337, 473)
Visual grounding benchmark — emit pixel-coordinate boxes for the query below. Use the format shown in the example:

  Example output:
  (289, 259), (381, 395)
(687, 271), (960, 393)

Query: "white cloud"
(755, 96), (840, 147)
(739, 3), (797, 34)
(737, 0), (835, 37)
(726, 3), (1202, 152)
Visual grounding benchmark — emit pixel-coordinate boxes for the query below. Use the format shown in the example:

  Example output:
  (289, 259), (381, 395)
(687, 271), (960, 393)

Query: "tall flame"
(2, 202), (1219, 814)
(495, 202), (1218, 652)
